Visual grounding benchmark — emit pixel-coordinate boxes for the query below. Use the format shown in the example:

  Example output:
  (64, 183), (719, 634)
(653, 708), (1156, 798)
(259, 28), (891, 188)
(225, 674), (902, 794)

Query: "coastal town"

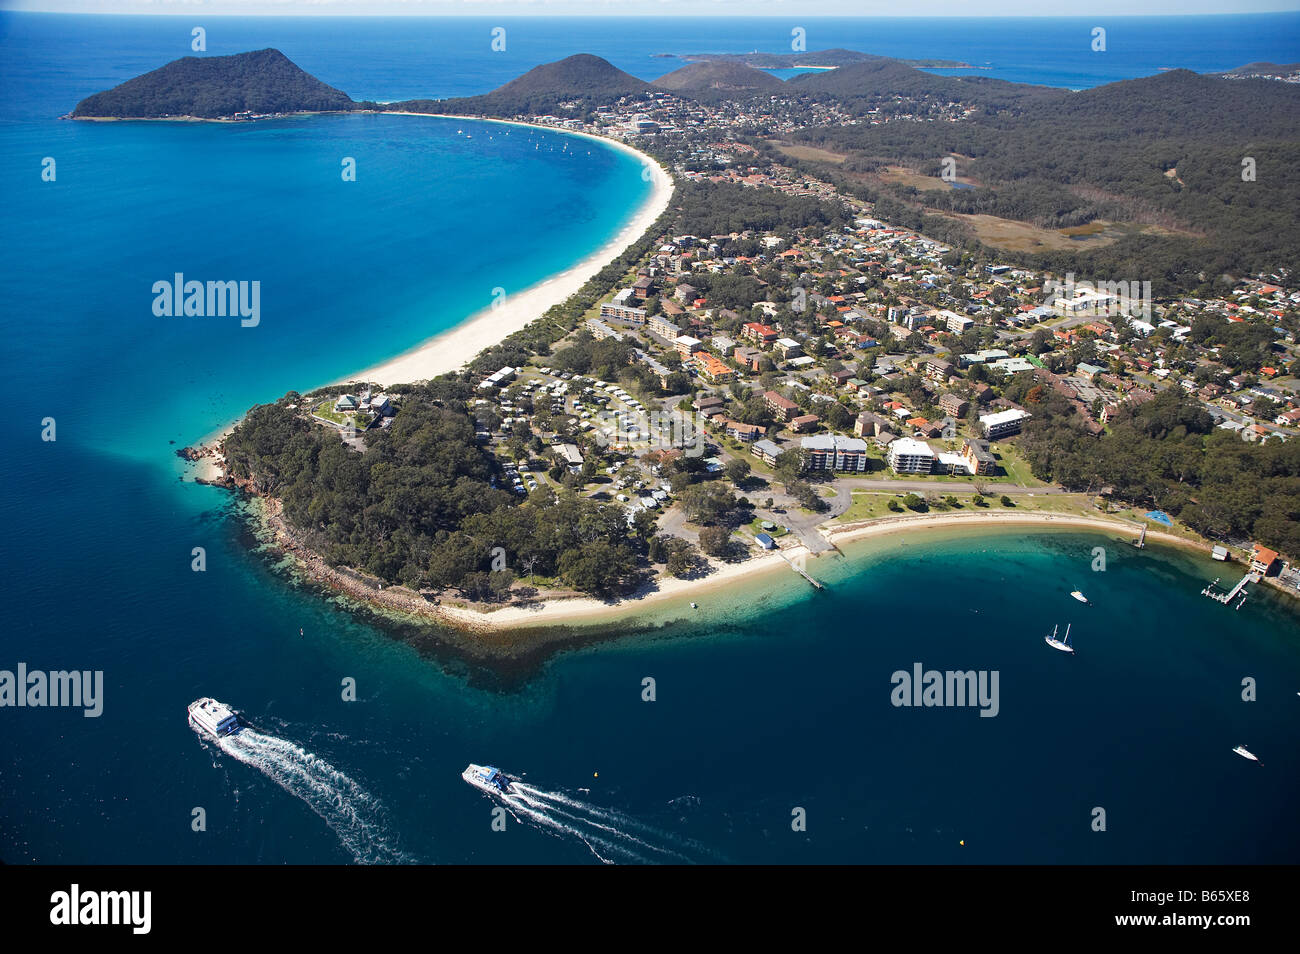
(270, 96), (1300, 613)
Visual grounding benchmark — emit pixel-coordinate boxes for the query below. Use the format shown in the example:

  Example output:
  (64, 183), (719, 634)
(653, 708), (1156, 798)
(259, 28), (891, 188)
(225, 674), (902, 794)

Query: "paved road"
(835, 478), (1068, 495)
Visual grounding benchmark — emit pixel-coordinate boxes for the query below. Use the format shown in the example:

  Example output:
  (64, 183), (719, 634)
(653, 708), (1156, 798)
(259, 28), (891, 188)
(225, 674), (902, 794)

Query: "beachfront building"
(648, 315), (681, 340)
(887, 437), (935, 474)
(586, 318), (625, 341)
(1250, 544), (1280, 575)
(980, 408), (1032, 439)
(478, 366), (516, 391)
(961, 438), (997, 476)
(800, 434), (869, 472)
(600, 301), (647, 325)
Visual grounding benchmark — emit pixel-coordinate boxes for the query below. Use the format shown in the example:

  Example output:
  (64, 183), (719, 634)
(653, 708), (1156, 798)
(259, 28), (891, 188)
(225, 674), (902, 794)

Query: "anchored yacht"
(462, 764), (513, 795)
(1045, 623), (1075, 654)
(1232, 745), (1260, 763)
(188, 697), (243, 738)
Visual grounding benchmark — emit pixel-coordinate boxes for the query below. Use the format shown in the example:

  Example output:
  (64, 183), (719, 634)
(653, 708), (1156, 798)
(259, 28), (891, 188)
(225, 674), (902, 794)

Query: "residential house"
(1251, 544), (1280, 575)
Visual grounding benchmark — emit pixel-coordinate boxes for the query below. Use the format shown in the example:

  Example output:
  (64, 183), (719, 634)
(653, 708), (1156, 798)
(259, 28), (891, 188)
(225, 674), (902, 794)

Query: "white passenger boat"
(187, 697), (243, 738)
(462, 763), (513, 795)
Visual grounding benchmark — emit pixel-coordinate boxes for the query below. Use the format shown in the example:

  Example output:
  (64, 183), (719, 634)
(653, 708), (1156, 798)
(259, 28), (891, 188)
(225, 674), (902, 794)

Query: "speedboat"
(1070, 590), (1090, 604)
(1232, 745), (1260, 763)
(187, 697), (242, 738)
(462, 763), (513, 795)
(1045, 623), (1075, 654)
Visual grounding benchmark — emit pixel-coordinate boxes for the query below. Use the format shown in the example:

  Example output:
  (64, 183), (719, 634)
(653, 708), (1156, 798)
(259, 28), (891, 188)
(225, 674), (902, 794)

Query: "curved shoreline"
(259, 507), (1234, 645)
(346, 114), (674, 388)
(187, 113), (673, 478)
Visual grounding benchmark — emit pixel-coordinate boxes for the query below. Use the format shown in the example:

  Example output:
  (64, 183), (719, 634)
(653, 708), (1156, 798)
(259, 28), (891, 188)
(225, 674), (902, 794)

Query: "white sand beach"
(345, 115), (674, 389)
(422, 510), (1213, 634)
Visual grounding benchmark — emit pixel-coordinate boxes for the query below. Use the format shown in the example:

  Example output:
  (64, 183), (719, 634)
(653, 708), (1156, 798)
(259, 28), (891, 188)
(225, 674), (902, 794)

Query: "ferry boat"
(1232, 745), (1260, 763)
(1045, 623), (1075, 654)
(462, 763), (513, 795)
(187, 697), (243, 738)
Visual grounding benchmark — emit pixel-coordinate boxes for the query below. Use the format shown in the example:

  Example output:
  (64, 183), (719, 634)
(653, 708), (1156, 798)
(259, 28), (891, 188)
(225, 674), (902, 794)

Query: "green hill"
(72, 48), (357, 119)
(390, 54), (655, 117)
(652, 60), (785, 97)
(782, 66), (1300, 290)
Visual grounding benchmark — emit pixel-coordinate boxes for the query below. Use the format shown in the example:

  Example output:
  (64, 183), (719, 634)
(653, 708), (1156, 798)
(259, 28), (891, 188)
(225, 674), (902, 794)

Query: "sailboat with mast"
(1045, 623), (1075, 654)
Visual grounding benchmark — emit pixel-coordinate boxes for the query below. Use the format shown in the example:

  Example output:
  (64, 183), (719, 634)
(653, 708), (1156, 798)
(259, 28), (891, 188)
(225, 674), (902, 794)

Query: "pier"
(1202, 572), (1259, 604)
(781, 553), (826, 590)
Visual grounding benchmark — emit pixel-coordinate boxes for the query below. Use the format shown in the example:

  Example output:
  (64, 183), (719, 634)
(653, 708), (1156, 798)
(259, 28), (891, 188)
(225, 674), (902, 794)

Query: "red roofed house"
(1250, 544), (1279, 576)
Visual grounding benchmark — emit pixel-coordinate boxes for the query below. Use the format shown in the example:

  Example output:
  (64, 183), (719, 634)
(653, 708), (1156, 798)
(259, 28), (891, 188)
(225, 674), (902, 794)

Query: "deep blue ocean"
(1, 12), (1299, 864)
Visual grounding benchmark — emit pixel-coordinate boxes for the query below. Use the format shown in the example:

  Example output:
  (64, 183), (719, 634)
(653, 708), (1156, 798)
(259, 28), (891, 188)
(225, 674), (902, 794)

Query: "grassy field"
(313, 401), (351, 426)
(834, 490), (1135, 525)
(836, 491), (903, 523)
(994, 445), (1046, 487)
(748, 517), (790, 538)
(770, 141), (848, 165)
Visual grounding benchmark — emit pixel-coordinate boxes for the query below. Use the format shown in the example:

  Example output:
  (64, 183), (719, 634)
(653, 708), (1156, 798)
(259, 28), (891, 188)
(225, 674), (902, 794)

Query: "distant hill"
(390, 54), (656, 117)
(677, 49), (971, 69)
(788, 56), (1065, 112)
(783, 65), (1300, 291)
(1216, 61), (1300, 78)
(489, 54), (651, 100)
(72, 49), (357, 119)
(652, 60), (785, 97)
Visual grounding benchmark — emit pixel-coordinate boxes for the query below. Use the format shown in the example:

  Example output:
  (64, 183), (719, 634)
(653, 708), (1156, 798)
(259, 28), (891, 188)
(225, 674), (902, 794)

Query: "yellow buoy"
(594, 772), (599, 778)
(959, 840), (965, 846)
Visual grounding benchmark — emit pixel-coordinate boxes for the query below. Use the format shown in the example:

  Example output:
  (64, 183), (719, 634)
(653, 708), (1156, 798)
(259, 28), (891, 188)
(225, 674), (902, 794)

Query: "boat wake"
(486, 779), (710, 864)
(198, 724), (415, 864)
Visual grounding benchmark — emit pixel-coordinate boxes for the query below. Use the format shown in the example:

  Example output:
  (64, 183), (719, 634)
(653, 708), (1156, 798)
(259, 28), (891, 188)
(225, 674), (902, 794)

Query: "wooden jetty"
(781, 552), (826, 590)
(1131, 523), (1146, 549)
(1203, 572), (1260, 604)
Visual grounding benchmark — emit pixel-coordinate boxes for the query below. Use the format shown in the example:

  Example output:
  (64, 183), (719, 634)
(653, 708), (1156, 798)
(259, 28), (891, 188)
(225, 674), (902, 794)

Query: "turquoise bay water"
(0, 111), (648, 462)
(1, 13), (1299, 864)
